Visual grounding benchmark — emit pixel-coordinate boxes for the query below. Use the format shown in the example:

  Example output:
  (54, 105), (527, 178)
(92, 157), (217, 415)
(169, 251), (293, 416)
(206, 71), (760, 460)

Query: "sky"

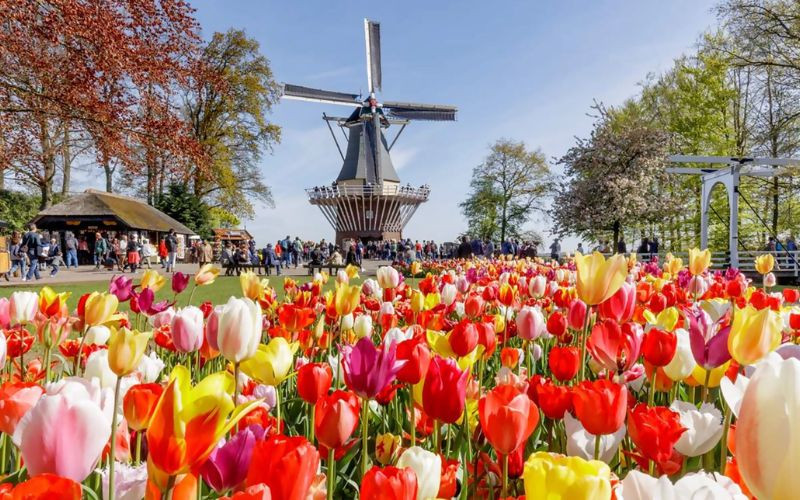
(87, 0), (717, 248)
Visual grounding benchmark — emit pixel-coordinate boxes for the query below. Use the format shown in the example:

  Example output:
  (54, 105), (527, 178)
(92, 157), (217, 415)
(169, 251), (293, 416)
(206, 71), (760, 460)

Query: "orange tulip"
(277, 304), (316, 333)
(479, 384), (539, 456)
(123, 383), (164, 431)
(0, 473), (81, 500)
(38, 286), (70, 319)
(0, 381), (44, 435)
(573, 252), (627, 305)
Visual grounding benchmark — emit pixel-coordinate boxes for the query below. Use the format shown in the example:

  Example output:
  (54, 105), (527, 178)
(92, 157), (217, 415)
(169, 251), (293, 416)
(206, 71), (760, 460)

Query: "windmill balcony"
(306, 183), (430, 201)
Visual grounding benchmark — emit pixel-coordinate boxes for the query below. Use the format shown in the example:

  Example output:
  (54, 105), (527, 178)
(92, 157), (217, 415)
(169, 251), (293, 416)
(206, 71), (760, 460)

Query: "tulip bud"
(441, 284), (457, 306)
(516, 306), (545, 341)
(410, 290), (424, 314)
(170, 306), (204, 353)
(397, 447), (441, 500)
(567, 299), (587, 330)
(84, 325), (111, 345)
(336, 269), (349, 284)
(764, 272), (777, 288)
(107, 327), (150, 377)
(455, 276), (470, 294)
(376, 266), (400, 289)
(374, 433), (401, 465)
(340, 313), (354, 331)
(464, 294), (484, 319)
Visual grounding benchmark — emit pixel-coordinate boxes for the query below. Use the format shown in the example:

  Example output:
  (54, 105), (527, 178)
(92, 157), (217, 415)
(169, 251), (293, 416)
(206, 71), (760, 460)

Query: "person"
(649, 237), (660, 255)
(22, 223), (42, 281)
(293, 237), (302, 268)
(221, 243), (235, 276)
(8, 232), (27, 280)
(617, 239), (627, 254)
(637, 237), (650, 255)
(576, 242), (584, 254)
(281, 235), (292, 267)
(549, 238), (561, 262)
(484, 239), (495, 258)
(202, 240), (213, 268)
(141, 237), (155, 269)
(126, 234), (141, 273)
(158, 238), (168, 268)
(345, 244), (358, 266)
(457, 236), (472, 259)
(262, 243), (280, 276)
(328, 247), (343, 265)
(787, 236), (797, 252)
(46, 236), (63, 277)
(64, 231), (78, 269)
(94, 232), (108, 270)
(275, 241), (283, 267)
(164, 229), (178, 272)
(116, 234), (127, 271)
(78, 236), (89, 265)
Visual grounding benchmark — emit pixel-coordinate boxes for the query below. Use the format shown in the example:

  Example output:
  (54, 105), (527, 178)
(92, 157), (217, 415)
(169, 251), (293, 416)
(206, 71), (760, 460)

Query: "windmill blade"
(365, 19), (382, 93)
(282, 84), (361, 107)
(383, 100), (458, 121)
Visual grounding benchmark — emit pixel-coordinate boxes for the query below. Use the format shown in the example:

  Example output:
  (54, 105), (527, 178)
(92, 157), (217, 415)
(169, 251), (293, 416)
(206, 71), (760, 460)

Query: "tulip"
(122, 383), (163, 432)
(571, 379), (627, 436)
(735, 354), (800, 499)
(201, 425), (266, 493)
(171, 271), (190, 294)
(101, 462), (148, 500)
(134, 351), (165, 383)
(686, 308), (732, 370)
(342, 337), (405, 399)
(0, 381), (44, 435)
(240, 271), (268, 301)
(5, 474), (82, 500)
(277, 304), (316, 333)
(361, 465), (418, 500)
(464, 294), (484, 319)
(140, 269), (166, 291)
(396, 446), (441, 500)
(219, 484), (272, 500)
(83, 292), (119, 326)
(375, 433), (402, 465)
(597, 281), (636, 323)
(642, 328), (677, 367)
(422, 356), (469, 424)
(315, 390), (360, 450)
(146, 366), (259, 490)
(500, 347), (521, 368)
(245, 435), (321, 500)
(516, 306), (546, 341)
(37, 286), (70, 319)
(0, 297), (9, 329)
(568, 299), (588, 330)
(334, 283), (361, 316)
(396, 336), (431, 385)
(670, 401), (723, 457)
(449, 319), (478, 356)
(627, 403), (685, 468)
(170, 306), (205, 353)
(764, 272), (777, 288)
(573, 252), (627, 305)
(620, 470), (746, 500)
(241, 337), (297, 387)
(549, 346), (580, 382)
(84, 350), (118, 389)
(523, 452), (612, 500)
(586, 319), (642, 374)
(9, 291), (38, 325)
(85, 325), (111, 345)
(108, 327), (150, 377)
(728, 304), (782, 366)
(377, 266), (401, 289)
(15, 382), (110, 481)
(293, 363), (330, 407)
(754, 253), (774, 275)
(354, 314), (373, 339)
(217, 297), (262, 363)
(547, 310), (568, 338)
(534, 379), (573, 420)
(195, 263), (220, 285)
(688, 248), (712, 276)
(529, 275), (547, 297)
(663, 328), (697, 381)
(479, 386), (539, 490)
(563, 411), (625, 464)
(441, 283), (457, 306)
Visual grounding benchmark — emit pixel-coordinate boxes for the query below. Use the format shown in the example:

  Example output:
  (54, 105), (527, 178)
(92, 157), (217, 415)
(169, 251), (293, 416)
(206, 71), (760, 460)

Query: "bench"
(304, 263), (348, 276)
(222, 262), (262, 275)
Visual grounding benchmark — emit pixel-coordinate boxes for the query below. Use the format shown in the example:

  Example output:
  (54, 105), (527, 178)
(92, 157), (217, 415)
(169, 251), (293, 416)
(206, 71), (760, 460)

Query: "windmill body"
(282, 19), (456, 245)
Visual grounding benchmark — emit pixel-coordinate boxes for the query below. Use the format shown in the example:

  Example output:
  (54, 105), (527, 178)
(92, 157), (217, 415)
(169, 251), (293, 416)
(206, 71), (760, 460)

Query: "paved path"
(0, 259), (389, 287)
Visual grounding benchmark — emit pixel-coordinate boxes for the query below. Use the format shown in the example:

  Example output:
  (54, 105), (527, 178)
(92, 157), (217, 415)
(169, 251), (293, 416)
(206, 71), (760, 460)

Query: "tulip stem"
(309, 403), (315, 444)
(594, 433), (601, 460)
(361, 397), (370, 477)
(719, 403), (732, 475)
(501, 454), (509, 497)
(233, 362), (240, 402)
(434, 420), (441, 454)
(108, 376), (122, 500)
(578, 305), (592, 382)
(75, 325), (88, 376)
(647, 370), (657, 406)
(276, 386), (282, 433)
(187, 284), (197, 306)
(0, 433), (6, 474)
(408, 390), (416, 445)
(44, 346), (51, 384)
(326, 448), (336, 500)
(135, 431), (142, 464)
(701, 369), (711, 404)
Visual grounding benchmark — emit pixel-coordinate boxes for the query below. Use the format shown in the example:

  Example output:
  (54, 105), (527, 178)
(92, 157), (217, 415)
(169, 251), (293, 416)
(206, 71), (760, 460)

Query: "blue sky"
(101, 1), (717, 247)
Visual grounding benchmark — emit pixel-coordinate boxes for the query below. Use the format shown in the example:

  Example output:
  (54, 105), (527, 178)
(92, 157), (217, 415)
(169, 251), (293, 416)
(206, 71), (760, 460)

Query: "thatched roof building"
(32, 189), (194, 236)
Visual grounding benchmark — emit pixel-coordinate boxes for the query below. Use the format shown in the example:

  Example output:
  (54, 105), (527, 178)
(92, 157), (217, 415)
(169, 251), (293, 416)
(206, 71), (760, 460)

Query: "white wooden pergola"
(667, 155), (800, 268)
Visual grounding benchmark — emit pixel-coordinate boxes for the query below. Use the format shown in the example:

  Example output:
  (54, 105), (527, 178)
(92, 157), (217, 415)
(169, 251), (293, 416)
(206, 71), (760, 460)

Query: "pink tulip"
(109, 275), (134, 303)
(567, 299), (588, 330)
(515, 306), (545, 341)
(170, 306), (205, 353)
(217, 297), (262, 363)
(150, 308), (175, 329)
(528, 275), (547, 298)
(597, 281), (636, 323)
(0, 298), (10, 330)
(15, 386), (109, 481)
(205, 305), (224, 351)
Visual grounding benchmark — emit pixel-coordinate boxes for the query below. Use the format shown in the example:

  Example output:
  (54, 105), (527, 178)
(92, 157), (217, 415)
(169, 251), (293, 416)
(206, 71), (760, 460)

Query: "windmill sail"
(365, 19), (382, 93)
(282, 84), (360, 107)
(383, 100), (458, 121)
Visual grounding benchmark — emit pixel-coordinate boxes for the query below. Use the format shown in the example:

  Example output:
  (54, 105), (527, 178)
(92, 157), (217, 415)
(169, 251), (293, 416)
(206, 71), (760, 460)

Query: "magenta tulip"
(109, 275), (134, 302)
(172, 272), (190, 294)
(201, 424), (266, 493)
(342, 337), (405, 399)
(686, 308), (731, 369)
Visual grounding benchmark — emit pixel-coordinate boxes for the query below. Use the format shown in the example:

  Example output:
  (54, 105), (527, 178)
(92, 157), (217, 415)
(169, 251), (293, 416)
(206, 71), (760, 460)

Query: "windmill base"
(336, 230), (402, 247)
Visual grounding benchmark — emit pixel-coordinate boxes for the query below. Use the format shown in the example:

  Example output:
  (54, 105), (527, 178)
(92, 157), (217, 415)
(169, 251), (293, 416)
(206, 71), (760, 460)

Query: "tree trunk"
(613, 220), (620, 250)
(500, 201), (507, 243)
(103, 160), (114, 193)
(61, 124), (71, 196)
(772, 177), (779, 236)
(0, 168), (5, 191)
(38, 116), (56, 209)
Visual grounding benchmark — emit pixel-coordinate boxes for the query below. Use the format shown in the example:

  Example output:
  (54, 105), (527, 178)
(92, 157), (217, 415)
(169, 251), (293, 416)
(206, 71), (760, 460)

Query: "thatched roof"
(34, 189), (194, 234)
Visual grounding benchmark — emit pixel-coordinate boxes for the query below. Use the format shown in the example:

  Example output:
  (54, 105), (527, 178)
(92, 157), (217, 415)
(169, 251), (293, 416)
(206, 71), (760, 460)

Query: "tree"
(551, 105), (678, 248)
(155, 183), (212, 239)
(0, 189), (40, 232)
(182, 29), (281, 218)
(460, 140), (551, 242)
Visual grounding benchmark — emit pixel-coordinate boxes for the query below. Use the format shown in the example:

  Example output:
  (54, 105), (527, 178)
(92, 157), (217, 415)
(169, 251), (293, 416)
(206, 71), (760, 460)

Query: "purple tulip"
(109, 275), (134, 302)
(686, 308), (732, 369)
(172, 272), (190, 294)
(342, 337), (406, 399)
(200, 425), (267, 493)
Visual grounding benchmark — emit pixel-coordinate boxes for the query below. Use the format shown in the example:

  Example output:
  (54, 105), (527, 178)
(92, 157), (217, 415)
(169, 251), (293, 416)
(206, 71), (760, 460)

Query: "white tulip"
(134, 352), (165, 383)
(84, 325), (111, 345)
(441, 283), (457, 306)
(217, 297), (262, 363)
(376, 266), (400, 289)
(383, 327), (410, 345)
(396, 446), (441, 500)
(353, 314), (373, 339)
(663, 328), (696, 381)
(9, 291), (38, 325)
(340, 313), (354, 331)
(84, 350), (117, 389)
(671, 401), (723, 457)
(362, 278), (381, 299)
(101, 462), (148, 500)
(619, 470), (746, 500)
(719, 374), (750, 419)
(564, 412), (625, 463)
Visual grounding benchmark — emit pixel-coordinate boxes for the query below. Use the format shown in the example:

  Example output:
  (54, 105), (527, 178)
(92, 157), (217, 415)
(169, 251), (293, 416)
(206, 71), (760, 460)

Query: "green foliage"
(0, 189), (41, 231)
(155, 183), (212, 239)
(208, 207), (241, 229)
(460, 139), (551, 242)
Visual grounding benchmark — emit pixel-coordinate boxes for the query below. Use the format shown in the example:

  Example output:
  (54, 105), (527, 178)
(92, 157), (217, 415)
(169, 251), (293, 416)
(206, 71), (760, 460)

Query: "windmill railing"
(306, 184), (431, 201)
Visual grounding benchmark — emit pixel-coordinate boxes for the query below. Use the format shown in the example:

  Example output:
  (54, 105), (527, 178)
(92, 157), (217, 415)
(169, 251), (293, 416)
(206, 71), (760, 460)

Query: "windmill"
(282, 19), (457, 244)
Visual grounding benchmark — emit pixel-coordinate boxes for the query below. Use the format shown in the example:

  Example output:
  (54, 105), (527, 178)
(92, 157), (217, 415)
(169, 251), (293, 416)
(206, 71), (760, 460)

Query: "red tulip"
(642, 329), (677, 367)
(0, 381), (43, 435)
(438, 456), (460, 498)
(479, 385), (539, 455)
(314, 390), (360, 450)
(783, 288), (799, 304)
(535, 380), (573, 420)
(726, 279), (745, 298)
(546, 311), (567, 339)
(396, 336), (431, 385)
(245, 435), (320, 500)
(648, 293), (667, 314)
(360, 465), (418, 500)
(464, 294), (484, 319)
(476, 321), (497, 357)
(567, 299), (587, 330)
(586, 319), (643, 374)
(220, 484), (272, 500)
(597, 281), (636, 323)
(297, 363), (332, 405)
(572, 379), (627, 435)
(277, 304), (316, 333)
(123, 383), (163, 431)
(423, 357), (468, 424)
(449, 319), (478, 356)
(790, 313), (800, 331)
(0, 473), (82, 500)
(548, 346), (580, 382)
(627, 403), (686, 466)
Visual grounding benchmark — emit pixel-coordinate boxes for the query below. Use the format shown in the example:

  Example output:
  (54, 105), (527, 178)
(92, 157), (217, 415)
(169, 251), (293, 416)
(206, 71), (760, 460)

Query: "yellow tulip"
(423, 292), (441, 311)
(345, 264), (360, 280)
(754, 254), (775, 275)
(107, 327), (151, 376)
(523, 452), (612, 500)
(728, 305), (782, 365)
(334, 283), (361, 317)
(195, 263), (220, 286)
(573, 252), (627, 305)
(410, 261), (422, 276)
(240, 337), (298, 386)
(493, 313), (505, 333)
(240, 271), (268, 301)
(664, 253), (683, 275)
(689, 361), (730, 388)
(643, 307), (680, 332)
(375, 433), (401, 465)
(83, 292), (119, 326)
(140, 269), (166, 292)
(688, 248), (711, 276)
(410, 290), (425, 314)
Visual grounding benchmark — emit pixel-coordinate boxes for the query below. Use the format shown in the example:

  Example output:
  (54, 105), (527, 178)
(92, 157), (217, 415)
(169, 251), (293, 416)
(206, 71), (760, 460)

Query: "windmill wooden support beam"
(666, 154), (800, 268)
